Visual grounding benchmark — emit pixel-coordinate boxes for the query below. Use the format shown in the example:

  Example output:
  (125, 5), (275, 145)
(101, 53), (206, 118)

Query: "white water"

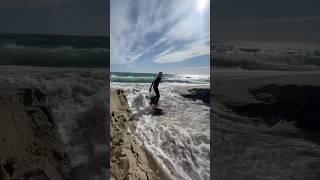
(112, 83), (210, 180)
(0, 67), (108, 179)
(213, 100), (320, 180)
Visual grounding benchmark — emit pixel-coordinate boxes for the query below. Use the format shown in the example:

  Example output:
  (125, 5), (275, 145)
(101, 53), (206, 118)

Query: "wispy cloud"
(169, 66), (210, 75)
(111, 0), (210, 65)
(153, 40), (209, 63)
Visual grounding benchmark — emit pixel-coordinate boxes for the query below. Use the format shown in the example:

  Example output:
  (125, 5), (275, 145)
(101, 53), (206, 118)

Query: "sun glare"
(196, 0), (208, 13)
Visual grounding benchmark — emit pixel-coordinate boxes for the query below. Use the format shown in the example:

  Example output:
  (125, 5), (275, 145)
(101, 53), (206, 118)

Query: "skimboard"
(147, 92), (166, 115)
(151, 105), (165, 115)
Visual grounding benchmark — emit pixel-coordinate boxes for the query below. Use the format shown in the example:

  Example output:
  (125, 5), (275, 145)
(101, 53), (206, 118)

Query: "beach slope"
(0, 82), (71, 180)
(111, 89), (164, 180)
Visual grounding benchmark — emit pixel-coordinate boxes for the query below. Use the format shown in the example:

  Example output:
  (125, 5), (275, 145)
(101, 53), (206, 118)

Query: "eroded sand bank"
(0, 82), (71, 179)
(110, 89), (169, 180)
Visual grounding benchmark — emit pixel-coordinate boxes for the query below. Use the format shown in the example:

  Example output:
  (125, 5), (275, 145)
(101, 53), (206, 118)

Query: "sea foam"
(112, 83), (210, 180)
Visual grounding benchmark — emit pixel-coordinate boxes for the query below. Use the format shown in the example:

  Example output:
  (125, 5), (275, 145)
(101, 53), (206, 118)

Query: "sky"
(110, 0), (210, 75)
(0, 0), (108, 36)
(213, 0), (320, 43)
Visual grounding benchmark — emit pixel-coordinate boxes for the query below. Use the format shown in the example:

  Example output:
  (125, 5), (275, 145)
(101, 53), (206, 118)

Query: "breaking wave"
(0, 33), (108, 67)
(0, 44), (108, 67)
(0, 67), (109, 179)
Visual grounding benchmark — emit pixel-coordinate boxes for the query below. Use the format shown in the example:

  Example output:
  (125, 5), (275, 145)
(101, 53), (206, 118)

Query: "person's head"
(158, 72), (163, 77)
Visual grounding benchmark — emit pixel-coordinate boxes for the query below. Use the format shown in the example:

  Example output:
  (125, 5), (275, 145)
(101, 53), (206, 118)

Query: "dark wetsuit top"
(153, 77), (161, 88)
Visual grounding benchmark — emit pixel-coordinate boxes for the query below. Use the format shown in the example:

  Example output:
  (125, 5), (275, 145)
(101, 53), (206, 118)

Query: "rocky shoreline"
(110, 89), (169, 180)
(212, 69), (320, 180)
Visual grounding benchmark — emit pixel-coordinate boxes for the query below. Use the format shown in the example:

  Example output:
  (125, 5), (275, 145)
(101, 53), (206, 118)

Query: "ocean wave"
(111, 73), (210, 84)
(0, 44), (109, 67)
(0, 32), (109, 67)
(213, 41), (320, 71)
(111, 74), (156, 83)
(213, 56), (320, 71)
(0, 33), (108, 49)
(1, 67), (108, 179)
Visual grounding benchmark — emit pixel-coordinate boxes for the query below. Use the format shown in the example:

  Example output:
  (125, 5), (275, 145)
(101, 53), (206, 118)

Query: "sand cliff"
(0, 82), (70, 180)
(110, 89), (164, 180)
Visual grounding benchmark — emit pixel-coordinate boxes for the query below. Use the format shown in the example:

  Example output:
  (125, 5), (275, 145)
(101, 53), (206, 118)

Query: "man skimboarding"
(149, 72), (163, 106)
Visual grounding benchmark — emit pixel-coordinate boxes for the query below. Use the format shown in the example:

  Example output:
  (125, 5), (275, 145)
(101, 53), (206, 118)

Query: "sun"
(196, 0), (209, 13)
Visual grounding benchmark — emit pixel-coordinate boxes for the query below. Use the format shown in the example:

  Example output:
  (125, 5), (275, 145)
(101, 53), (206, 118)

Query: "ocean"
(111, 72), (210, 84)
(0, 33), (109, 67)
(111, 72), (210, 180)
(0, 33), (109, 179)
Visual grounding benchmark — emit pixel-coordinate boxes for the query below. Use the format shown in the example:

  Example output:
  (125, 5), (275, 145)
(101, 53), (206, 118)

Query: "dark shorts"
(154, 87), (160, 97)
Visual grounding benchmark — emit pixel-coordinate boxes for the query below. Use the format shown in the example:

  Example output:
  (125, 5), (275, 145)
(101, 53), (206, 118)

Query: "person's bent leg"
(154, 97), (159, 105)
(154, 87), (160, 105)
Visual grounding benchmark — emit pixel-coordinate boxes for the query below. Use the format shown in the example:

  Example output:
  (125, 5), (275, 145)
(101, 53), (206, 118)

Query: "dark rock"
(227, 84), (320, 142)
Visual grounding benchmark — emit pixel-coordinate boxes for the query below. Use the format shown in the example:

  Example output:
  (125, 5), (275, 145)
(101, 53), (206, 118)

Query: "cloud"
(110, 0), (210, 65)
(168, 66), (210, 75)
(153, 40), (209, 63)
